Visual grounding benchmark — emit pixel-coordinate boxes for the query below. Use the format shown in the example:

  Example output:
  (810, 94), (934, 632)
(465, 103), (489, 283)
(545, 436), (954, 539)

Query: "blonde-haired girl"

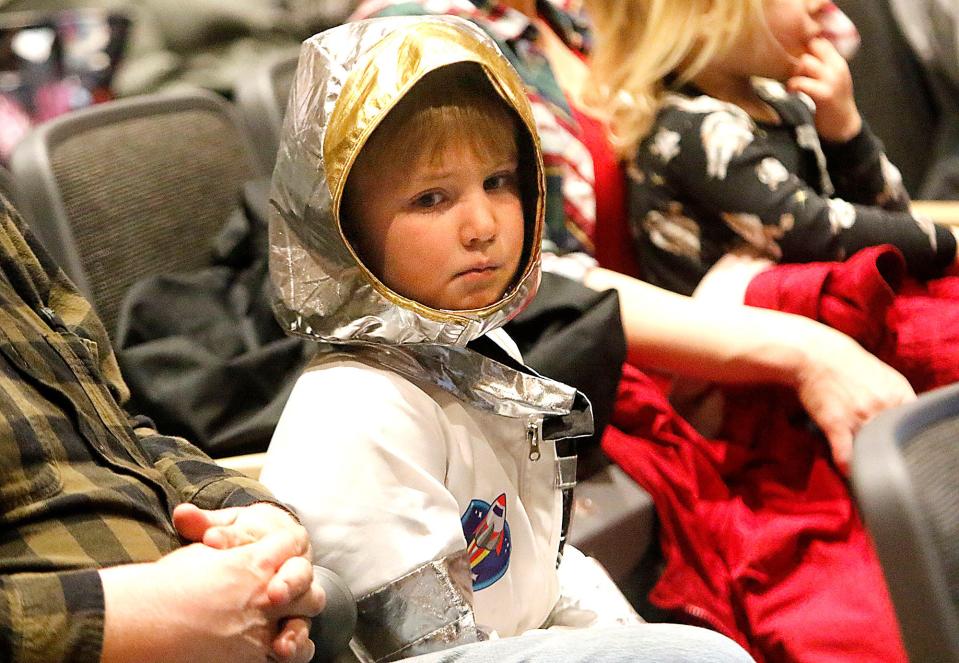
(587, 0), (958, 296)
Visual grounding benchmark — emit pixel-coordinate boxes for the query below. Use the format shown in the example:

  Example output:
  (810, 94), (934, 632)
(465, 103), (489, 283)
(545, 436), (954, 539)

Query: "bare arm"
(583, 266), (915, 471)
(587, 265), (837, 381)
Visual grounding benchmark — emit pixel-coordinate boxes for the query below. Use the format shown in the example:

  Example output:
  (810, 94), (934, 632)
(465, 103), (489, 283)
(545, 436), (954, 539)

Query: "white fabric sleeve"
(259, 360), (466, 598)
(548, 545), (644, 628)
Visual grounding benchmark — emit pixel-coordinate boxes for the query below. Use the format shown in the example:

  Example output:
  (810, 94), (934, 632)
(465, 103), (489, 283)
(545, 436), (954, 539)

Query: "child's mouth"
(457, 264), (500, 278)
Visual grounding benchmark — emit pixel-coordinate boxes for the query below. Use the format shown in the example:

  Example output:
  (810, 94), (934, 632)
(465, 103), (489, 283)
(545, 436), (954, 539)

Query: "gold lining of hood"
(322, 20), (545, 325)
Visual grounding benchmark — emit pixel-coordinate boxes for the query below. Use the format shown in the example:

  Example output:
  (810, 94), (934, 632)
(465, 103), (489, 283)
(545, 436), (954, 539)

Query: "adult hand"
(173, 501), (308, 552)
(100, 530), (324, 663)
(173, 502), (318, 660)
(787, 37), (862, 143)
(793, 332), (915, 474)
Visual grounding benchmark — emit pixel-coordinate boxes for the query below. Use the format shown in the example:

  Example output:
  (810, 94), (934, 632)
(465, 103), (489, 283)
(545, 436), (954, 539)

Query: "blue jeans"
(407, 624), (754, 662)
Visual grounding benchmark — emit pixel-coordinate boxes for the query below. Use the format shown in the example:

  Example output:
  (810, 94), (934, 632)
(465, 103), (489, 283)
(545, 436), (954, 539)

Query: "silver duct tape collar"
(350, 552), (485, 662)
(317, 343), (593, 439)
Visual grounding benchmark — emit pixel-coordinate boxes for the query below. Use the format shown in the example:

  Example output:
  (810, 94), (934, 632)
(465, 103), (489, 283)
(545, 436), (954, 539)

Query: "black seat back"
(852, 382), (959, 663)
(235, 50), (300, 174)
(837, 0), (939, 196)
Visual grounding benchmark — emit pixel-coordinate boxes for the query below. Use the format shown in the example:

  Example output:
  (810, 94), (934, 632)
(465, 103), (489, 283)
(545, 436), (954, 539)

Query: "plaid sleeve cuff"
(1, 569), (104, 663)
(133, 427), (279, 510)
(190, 474), (280, 511)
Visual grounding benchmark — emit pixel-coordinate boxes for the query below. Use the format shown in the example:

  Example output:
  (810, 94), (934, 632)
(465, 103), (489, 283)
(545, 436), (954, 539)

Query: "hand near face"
(787, 37), (862, 143)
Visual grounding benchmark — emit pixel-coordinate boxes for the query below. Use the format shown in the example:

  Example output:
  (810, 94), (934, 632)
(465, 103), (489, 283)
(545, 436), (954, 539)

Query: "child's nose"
(460, 198), (497, 246)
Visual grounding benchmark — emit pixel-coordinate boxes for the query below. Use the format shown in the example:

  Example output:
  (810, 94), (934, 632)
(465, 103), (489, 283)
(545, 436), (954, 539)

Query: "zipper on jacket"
(526, 417), (543, 461)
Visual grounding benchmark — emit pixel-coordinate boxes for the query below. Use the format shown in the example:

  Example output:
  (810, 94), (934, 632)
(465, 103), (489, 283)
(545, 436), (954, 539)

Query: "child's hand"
(787, 37), (862, 143)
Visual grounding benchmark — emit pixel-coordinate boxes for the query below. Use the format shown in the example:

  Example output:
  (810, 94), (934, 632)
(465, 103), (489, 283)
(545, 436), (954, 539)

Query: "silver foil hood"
(269, 15), (545, 347)
(269, 15), (591, 437)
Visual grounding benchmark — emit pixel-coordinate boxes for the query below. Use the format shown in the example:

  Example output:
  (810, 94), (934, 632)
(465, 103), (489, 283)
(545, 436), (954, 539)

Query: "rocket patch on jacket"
(461, 493), (511, 590)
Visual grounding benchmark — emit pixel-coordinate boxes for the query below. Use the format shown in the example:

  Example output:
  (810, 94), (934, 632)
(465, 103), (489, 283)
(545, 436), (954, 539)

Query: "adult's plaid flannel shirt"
(0, 194), (278, 663)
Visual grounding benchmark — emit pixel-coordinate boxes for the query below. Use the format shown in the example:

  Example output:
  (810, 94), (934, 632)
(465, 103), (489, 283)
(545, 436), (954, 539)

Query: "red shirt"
(568, 105), (643, 278)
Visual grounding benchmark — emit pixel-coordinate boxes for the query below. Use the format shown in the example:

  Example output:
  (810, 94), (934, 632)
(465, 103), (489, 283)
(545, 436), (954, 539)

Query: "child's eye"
(411, 191), (444, 209)
(484, 171), (519, 192)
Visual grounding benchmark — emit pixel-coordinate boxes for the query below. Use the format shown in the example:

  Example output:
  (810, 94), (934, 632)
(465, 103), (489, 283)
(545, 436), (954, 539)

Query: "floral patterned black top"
(628, 78), (957, 295)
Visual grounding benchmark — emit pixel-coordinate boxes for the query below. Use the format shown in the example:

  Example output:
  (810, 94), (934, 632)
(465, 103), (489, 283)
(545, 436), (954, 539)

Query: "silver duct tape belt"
(555, 454), (578, 566)
(555, 455), (577, 491)
(349, 552), (486, 662)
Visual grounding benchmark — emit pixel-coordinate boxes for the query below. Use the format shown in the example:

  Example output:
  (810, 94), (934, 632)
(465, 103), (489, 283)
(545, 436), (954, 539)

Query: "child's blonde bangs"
(585, 0), (764, 158)
(355, 67), (519, 181)
(390, 103), (518, 179)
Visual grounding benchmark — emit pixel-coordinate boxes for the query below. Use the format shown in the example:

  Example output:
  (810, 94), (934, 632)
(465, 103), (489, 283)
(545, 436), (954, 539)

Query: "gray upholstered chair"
(234, 49), (300, 174)
(10, 89), (264, 334)
(852, 382), (959, 663)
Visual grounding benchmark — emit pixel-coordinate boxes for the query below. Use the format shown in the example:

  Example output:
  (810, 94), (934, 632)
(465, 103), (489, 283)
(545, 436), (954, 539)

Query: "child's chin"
(449, 293), (501, 311)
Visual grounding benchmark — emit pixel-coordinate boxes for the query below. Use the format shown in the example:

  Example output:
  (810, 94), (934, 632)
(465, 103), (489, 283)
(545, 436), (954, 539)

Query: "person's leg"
(407, 624), (754, 663)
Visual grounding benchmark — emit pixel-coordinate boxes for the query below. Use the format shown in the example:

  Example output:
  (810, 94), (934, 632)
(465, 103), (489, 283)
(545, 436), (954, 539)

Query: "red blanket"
(744, 245), (959, 391)
(603, 246), (959, 662)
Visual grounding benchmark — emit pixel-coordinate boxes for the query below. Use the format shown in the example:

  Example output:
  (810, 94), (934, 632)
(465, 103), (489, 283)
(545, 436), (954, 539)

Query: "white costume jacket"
(259, 16), (630, 662)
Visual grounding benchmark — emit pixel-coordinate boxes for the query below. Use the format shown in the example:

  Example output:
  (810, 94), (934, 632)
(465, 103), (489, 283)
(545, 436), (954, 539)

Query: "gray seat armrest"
(569, 463), (655, 582)
(312, 566), (357, 663)
(852, 381), (959, 663)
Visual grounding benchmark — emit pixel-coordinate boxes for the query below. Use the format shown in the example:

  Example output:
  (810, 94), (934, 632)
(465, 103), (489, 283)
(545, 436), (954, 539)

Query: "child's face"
(722, 0), (827, 81)
(763, 0), (828, 65)
(348, 132), (525, 311)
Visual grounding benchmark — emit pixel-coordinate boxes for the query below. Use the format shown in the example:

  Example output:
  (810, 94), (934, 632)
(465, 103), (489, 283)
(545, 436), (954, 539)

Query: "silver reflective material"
(555, 455), (578, 491)
(269, 15), (592, 432)
(321, 345), (592, 439)
(350, 552), (484, 662)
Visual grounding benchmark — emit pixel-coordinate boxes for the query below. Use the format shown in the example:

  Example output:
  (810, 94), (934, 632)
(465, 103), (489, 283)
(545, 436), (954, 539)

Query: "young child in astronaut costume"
(259, 14), (646, 662)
